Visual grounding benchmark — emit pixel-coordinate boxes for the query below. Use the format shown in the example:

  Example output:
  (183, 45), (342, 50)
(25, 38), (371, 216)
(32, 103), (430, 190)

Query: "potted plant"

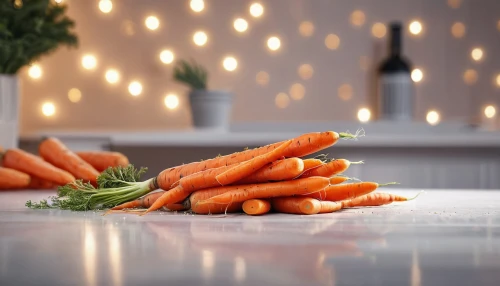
(0, 0), (78, 148)
(173, 59), (233, 130)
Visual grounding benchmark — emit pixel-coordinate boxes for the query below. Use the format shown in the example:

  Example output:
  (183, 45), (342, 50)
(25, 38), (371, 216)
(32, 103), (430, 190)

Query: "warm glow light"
(128, 81), (142, 96)
(411, 68), (423, 83)
(256, 71), (269, 86)
(41, 102), (56, 117)
(249, 3), (264, 18)
(223, 56), (238, 71)
(145, 16), (160, 30)
(164, 94), (180, 110)
(193, 31), (208, 46)
(275, 93), (290, 109)
(371, 22), (387, 38)
(68, 88), (82, 103)
(298, 64), (313, 80)
(81, 54), (97, 70)
(409, 21), (423, 35)
(338, 84), (353, 101)
(471, 48), (484, 62)
(54, 0), (63, 3)
(447, 0), (461, 9)
(267, 36), (281, 51)
(98, 0), (112, 13)
(289, 83), (305, 100)
(350, 10), (365, 27)
(299, 21), (314, 37)
(357, 108), (371, 123)
(28, 64), (42, 79)
(451, 22), (466, 38)
(159, 50), (175, 64)
(105, 69), (120, 84)
(426, 110), (440, 126)
(496, 74), (500, 87)
(463, 69), (478, 85)
(484, 105), (496, 119)
(325, 34), (340, 50)
(234, 18), (248, 33)
(190, 0), (204, 12)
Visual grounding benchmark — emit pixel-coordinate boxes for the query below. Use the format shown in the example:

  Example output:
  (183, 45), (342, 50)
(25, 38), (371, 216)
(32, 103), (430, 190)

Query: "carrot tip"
(407, 190), (425, 201)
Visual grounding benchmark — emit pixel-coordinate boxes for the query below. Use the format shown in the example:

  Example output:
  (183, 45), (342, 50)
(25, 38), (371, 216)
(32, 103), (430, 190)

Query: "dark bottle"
(378, 22), (414, 121)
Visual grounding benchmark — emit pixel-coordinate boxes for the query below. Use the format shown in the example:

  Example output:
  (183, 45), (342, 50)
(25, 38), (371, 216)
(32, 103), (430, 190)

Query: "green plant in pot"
(0, 0), (78, 148)
(173, 59), (233, 130)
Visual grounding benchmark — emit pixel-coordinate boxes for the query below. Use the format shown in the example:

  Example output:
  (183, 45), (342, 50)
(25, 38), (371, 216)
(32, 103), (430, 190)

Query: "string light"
(145, 16), (160, 30)
(371, 23), (387, 38)
(81, 54), (97, 70)
(409, 20), (423, 35)
(451, 22), (465, 38)
(484, 105), (496, 118)
(159, 49), (175, 64)
(298, 64), (313, 80)
(41, 102), (56, 117)
(68, 88), (82, 103)
(164, 94), (180, 110)
(98, 0), (112, 14)
(28, 64), (42, 79)
(190, 0), (204, 13)
(249, 3), (264, 18)
(105, 69), (120, 84)
(233, 18), (248, 33)
(289, 83), (305, 100)
(266, 36), (281, 51)
(299, 21), (314, 37)
(128, 81), (142, 96)
(193, 31), (208, 46)
(223, 56), (238, 71)
(256, 71), (269, 86)
(471, 47), (484, 62)
(426, 110), (440, 126)
(411, 68), (423, 83)
(338, 84), (353, 101)
(275, 93), (289, 109)
(357, 108), (371, 123)
(324, 34), (340, 50)
(463, 69), (478, 85)
(350, 10), (365, 27)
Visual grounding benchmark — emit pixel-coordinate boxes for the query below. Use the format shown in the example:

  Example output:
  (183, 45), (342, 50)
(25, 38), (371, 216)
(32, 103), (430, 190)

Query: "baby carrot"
(76, 151), (129, 172)
(319, 201), (343, 213)
(0, 167), (30, 189)
(300, 159), (363, 178)
(242, 199), (271, 216)
(271, 197), (321, 215)
(305, 182), (397, 201)
(341, 192), (421, 208)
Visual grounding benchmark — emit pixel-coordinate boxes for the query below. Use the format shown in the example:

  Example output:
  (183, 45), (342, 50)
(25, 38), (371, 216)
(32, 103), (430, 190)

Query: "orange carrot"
(341, 192), (420, 208)
(0, 167), (30, 189)
(76, 151), (129, 172)
(141, 185), (191, 215)
(242, 199), (271, 216)
(329, 175), (350, 185)
(301, 158), (325, 172)
(300, 159), (363, 178)
(271, 197), (321, 215)
(1, 148), (75, 186)
(28, 176), (58, 189)
(39, 138), (100, 185)
(155, 131), (345, 189)
(111, 191), (166, 210)
(216, 140), (293, 185)
(319, 201), (343, 213)
(162, 203), (188, 212)
(235, 157), (304, 184)
(185, 188), (243, 215)
(197, 176), (330, 205)
(305, 182), (397, 201)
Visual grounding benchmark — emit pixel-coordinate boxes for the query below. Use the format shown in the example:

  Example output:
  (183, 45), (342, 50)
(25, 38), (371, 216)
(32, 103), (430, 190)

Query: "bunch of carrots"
(19, 130), (419, 216)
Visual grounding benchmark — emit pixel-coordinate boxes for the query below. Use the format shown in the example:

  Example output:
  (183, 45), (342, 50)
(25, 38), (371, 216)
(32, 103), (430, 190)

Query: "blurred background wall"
(19, 0), (500, 134)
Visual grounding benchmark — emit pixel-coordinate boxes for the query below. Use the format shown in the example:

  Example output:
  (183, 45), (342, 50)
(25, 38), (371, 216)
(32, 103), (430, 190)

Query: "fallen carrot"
(319, 201), (343, 213)
(197, 176), (330, 205)
(76, 151), (129, 172)
(242, 199), (271, 216)
(305, 182), (397, 201)
(341, 192), (421, 208)
(271, 197), (321, 215)
(1, 148), (75, 186)
(39, 137), (100, 185)
(0, 167), (31, 189)
(300, 159), (363, 178)
(141, 185), (190, 215)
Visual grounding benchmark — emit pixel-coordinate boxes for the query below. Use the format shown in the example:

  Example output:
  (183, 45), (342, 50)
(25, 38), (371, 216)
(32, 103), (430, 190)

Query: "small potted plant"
(0, 0), (78, 148)
(173, 59), (233, 130)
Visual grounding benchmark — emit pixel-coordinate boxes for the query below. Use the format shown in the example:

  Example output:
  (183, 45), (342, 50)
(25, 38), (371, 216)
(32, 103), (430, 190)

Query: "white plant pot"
(189, 90), (233, 130)
(0, 75), (19, 149)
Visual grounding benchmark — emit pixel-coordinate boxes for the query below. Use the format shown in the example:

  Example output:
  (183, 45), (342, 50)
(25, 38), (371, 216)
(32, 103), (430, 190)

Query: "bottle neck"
(389, 23), (402, 57)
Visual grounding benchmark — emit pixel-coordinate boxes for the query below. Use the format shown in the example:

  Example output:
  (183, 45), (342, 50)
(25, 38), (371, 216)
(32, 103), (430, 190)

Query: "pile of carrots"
(0, 138), (129, 190)
(6, 130), (418, 215)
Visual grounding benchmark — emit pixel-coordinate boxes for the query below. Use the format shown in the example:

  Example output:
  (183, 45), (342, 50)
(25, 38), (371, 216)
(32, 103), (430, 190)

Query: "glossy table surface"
(0, 190), (499, 286)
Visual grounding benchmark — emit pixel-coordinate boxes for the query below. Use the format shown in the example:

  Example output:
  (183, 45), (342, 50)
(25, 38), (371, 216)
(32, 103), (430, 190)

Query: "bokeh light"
(164, 94), (180, 110)
(426, 110), (440, 126)
(68, 88), (82, 103)
(128, 81), (143, 96)
(324, 34), (340, 50)
(275, 93), (290, 109)
(193, 31), (208, 46)
(41, 102), (56, 117)
(28, 64), (42, 79)
(357, 108), (371, 122)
